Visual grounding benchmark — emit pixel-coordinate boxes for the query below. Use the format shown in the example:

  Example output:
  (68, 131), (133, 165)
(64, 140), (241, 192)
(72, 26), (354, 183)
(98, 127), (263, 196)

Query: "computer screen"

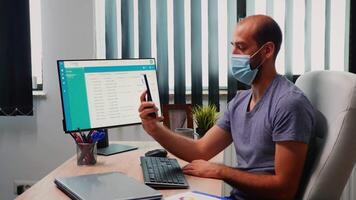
(57, 59), (161, 133)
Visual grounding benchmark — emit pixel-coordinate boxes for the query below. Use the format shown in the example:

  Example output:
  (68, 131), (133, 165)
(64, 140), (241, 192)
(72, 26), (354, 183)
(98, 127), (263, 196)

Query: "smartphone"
(143, 74), (153, 101)
(142, 74), (157, 118)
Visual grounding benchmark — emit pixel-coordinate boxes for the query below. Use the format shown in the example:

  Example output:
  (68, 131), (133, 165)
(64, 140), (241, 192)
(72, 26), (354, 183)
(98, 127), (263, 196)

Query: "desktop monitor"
(57, 58), (161, 155)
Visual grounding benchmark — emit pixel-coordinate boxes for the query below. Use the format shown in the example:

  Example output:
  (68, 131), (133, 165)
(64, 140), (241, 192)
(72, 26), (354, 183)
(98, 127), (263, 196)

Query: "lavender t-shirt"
(217, 75), (315, 200)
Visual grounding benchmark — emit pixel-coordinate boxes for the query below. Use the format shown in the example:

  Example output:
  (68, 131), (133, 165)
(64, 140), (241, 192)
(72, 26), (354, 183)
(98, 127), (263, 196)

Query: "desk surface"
(16, 141), (223, 199)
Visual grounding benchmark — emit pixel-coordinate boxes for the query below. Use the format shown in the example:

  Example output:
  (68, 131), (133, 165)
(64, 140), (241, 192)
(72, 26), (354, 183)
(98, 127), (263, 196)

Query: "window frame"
(29, 0), (44, 92)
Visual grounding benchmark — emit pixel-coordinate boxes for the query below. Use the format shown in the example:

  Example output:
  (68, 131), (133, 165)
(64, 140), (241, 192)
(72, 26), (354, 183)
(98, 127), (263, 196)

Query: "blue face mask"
(230, 45), (266, 85)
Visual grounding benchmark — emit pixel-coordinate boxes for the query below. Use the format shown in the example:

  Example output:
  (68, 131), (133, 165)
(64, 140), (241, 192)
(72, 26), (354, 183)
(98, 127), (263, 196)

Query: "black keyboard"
(140, 156), (189, 189)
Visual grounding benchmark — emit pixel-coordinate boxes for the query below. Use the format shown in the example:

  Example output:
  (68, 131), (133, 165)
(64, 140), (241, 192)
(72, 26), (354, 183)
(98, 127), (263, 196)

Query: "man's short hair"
(252, 16), (282, 60)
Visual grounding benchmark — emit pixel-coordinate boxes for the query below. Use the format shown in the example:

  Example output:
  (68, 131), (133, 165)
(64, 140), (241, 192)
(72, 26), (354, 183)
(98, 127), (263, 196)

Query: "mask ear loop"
(250, 43), (267, 58)
(250, 43), (267, 70)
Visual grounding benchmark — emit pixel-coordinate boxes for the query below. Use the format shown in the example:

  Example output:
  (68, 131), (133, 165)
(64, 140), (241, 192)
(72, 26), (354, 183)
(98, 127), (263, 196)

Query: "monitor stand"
(96, 129), (138, 156)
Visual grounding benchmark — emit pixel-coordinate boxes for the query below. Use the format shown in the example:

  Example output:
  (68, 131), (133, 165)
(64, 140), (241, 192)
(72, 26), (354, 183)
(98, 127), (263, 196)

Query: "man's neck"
(250, 65), (277, 103)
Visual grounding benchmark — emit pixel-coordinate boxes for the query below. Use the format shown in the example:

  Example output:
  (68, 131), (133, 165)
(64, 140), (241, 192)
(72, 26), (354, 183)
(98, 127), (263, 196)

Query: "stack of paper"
(165, 191), (223, 200)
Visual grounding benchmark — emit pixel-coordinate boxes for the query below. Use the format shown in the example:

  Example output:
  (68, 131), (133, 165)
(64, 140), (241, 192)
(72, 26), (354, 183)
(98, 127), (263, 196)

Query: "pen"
(87, 130), (96, 141)
(69, 132), (77, 143)
(73, 132), (84, 143)
(78, 129), (87, 143)
(90, 131), (105, 143)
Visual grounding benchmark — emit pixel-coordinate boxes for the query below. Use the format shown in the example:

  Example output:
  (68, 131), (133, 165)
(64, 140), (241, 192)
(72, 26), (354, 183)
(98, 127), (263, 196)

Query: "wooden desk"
(16, 141), (223, 199)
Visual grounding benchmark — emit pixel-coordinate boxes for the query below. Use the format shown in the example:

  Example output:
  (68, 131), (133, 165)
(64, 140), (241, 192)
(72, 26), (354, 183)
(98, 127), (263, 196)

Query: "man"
(139, 15), (315, 199)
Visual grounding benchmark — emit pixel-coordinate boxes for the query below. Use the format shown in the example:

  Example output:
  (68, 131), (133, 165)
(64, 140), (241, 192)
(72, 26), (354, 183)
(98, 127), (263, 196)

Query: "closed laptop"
(54, 172), (162, 200)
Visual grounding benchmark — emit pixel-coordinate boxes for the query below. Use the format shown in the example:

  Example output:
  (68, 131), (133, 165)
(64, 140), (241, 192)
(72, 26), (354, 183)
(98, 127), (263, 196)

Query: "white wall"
(0, 1), (96, 199)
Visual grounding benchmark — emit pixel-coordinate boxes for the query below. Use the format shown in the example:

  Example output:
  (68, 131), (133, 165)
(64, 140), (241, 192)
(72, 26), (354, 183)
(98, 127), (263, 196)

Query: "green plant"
(192, 104), (219, 137)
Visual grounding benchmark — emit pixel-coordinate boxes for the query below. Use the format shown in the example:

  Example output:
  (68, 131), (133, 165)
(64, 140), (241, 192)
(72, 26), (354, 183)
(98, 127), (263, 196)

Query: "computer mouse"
(145, 149), (168, 157)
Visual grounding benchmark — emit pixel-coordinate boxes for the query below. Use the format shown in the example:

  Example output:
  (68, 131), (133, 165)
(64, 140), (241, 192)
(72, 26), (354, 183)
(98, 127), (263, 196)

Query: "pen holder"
(76, 142), (97, 166)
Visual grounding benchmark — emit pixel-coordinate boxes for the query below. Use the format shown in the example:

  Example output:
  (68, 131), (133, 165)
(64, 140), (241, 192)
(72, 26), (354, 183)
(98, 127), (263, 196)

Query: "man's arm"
(139, 91), (233, 162)
(183, 141), (308, 199)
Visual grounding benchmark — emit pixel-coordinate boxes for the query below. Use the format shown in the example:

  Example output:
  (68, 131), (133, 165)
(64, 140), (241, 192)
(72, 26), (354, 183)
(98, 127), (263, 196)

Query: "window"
(96, 0), (350, 90)
(29, 0), (43, 90)
(247, 0), (350, 74)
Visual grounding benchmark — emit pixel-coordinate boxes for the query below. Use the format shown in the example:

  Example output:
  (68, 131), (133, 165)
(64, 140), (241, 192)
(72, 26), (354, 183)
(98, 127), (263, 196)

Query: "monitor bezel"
(57, 58), (160, 133)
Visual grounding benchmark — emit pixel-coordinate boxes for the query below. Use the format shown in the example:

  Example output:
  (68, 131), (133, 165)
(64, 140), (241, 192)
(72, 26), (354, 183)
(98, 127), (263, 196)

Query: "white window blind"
(95, 0), (350, 90)
(248, 0), (350, 74)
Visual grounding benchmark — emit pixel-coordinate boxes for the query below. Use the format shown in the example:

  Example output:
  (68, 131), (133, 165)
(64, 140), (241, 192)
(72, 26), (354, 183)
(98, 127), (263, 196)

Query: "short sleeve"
(272, 92), (315, 144)
(216, 92), (241, 134)
(216, 103), (231, 133)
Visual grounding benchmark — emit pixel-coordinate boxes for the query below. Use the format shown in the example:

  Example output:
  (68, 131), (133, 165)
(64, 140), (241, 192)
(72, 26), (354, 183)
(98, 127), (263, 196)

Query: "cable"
(0, 107), (33, 116)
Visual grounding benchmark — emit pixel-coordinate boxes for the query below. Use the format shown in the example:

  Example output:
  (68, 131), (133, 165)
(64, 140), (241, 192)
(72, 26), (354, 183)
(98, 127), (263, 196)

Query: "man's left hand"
(182, 160), (224, 179)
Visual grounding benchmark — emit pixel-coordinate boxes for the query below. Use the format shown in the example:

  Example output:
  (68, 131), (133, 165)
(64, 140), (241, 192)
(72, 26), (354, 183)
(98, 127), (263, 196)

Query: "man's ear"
(264, 42), (275, 59)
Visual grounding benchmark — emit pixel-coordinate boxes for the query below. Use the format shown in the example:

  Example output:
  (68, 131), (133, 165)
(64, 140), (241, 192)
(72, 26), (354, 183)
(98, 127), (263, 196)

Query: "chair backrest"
(295, 71), (356, 200)
(162, 104), (193, 131)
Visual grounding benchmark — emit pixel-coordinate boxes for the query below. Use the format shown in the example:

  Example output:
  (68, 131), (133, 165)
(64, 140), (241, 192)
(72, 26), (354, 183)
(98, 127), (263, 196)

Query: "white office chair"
(295, 71), (356, 200)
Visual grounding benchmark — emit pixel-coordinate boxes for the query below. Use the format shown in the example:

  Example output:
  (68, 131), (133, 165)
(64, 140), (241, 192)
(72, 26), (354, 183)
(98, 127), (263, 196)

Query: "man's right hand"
(139, 91), (233, 163)
(138, 91), (164, 134)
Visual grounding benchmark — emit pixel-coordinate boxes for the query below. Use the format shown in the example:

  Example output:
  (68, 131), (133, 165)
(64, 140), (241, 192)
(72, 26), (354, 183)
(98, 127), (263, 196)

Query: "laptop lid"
(54, 172), (162, 200)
